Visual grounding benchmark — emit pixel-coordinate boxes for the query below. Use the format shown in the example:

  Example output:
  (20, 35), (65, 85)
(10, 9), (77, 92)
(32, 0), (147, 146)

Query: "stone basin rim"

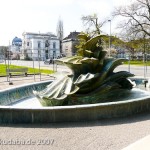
(1, 91), (150, 110)
(0, 79), (53, 93)
(0, 79), (150, 123)
(0, 78), (150, 110)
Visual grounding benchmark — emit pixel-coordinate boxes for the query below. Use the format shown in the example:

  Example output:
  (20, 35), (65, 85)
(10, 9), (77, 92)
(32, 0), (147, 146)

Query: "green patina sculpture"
(33, 33), (134, 106)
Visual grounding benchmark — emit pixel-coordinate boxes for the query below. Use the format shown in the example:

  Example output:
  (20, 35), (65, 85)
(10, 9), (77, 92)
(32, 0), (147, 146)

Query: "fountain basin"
(0, 79), (150, 123)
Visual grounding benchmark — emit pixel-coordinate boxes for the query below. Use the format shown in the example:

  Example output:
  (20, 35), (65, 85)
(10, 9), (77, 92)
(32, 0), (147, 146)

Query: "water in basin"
(9, 97), (42, 108)
(8, 88), (150, 108)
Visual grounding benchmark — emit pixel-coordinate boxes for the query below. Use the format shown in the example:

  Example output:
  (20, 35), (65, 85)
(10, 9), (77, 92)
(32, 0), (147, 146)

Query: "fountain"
(33, 33), (135, 106)
(0, 33), (150, 123)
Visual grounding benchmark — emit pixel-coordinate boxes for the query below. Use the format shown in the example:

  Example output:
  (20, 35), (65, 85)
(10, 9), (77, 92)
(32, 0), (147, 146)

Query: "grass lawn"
(0, 64), (54, 76)
(124, 60), (150, 66)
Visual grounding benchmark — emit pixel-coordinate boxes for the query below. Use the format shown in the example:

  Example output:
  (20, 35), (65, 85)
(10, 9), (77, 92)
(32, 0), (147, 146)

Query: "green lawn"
(1, 60), (149, 76)
(124, 60), (150, 66)
(0, 64), (54, 76)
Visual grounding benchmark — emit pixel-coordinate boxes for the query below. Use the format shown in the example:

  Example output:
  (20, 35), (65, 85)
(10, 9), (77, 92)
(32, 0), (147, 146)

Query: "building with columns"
(21, 32), (60, 61)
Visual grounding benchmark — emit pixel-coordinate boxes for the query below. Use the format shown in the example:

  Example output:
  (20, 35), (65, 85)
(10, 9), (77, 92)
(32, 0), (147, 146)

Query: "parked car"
(44, 59), (53, 64)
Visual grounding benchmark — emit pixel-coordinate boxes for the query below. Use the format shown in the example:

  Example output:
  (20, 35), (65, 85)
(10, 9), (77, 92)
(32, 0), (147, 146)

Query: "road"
(115, 64), (150, 77)
(2, 60), (71, 74)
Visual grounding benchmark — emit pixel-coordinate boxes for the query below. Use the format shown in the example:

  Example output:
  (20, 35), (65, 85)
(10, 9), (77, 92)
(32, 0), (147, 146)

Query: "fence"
(0, 51), (71, 88)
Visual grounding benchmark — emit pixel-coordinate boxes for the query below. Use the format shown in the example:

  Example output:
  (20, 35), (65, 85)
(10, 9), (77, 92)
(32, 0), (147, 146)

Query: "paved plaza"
(0, 113), (149, 150)
(0, 63), (150, 150)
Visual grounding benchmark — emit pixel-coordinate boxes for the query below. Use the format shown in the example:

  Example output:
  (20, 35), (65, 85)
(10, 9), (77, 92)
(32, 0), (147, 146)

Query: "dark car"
(44, 59), (53, 64)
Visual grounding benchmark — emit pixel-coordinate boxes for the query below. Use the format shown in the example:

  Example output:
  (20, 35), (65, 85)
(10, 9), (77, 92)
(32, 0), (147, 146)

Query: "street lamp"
(108, 20), (111, 57)
(143, 34), (147, 79)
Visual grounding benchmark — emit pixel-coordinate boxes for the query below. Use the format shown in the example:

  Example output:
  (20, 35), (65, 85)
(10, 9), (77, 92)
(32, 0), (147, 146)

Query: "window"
(65, 46), (68, 50)
(45, 40), (49, 48)
(27, 42), (29, 46)
(38, 41), (41, 49)
(53, 42), (56, 49)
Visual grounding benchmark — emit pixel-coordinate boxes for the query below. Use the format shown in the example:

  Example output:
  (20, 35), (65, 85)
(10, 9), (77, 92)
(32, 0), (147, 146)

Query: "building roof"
(63, 31), (80, 41)
(12, 37), (22, 43)
(12, 37), (22, 46)
(22, 32), (57, 38)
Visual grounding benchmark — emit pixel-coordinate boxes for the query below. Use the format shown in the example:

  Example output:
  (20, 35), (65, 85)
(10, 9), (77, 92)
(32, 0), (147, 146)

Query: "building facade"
(11, 37), (22, 52)
(62, 31), (80, 57)
(21, 32), (60, 60)
(10, 37), (22, 60)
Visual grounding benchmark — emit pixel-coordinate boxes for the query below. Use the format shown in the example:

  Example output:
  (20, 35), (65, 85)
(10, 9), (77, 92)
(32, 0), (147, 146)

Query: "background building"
(62, 31), (80, 57)
(21, 32), (60, 61)
(10, 37), (22, 60)
(11, 37), (22, 52)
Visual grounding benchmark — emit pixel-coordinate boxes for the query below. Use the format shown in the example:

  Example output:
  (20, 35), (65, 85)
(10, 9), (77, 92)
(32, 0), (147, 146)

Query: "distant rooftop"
(63, 31), (80, 41)
(22, 32), (57, 38)
(12, 37), (22, 46)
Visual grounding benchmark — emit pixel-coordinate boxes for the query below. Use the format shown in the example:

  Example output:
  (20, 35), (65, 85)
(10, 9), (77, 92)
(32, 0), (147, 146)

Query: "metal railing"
(0, 51), (150, 86)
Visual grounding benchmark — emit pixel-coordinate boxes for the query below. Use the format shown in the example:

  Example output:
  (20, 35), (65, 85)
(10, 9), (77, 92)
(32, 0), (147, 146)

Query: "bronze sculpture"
(33, 33), (134, 106)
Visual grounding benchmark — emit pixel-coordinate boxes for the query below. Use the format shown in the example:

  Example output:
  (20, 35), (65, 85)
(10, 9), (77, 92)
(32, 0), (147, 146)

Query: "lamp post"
(143, 34), (147, 79)
(108, 20), (111, 57)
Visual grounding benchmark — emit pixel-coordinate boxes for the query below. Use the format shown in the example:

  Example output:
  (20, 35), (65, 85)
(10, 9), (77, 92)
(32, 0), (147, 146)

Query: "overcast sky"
(0, 0), (132, 46)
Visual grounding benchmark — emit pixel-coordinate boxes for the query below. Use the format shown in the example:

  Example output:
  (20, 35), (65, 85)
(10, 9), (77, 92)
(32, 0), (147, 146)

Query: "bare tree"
(81, 14), (107, 37)
(0, 46), (8, 54)
(113, 0), (150, 39)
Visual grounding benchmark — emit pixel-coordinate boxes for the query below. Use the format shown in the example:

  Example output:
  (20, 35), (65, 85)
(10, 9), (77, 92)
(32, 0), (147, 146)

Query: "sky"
(0, 0), (132, 46)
